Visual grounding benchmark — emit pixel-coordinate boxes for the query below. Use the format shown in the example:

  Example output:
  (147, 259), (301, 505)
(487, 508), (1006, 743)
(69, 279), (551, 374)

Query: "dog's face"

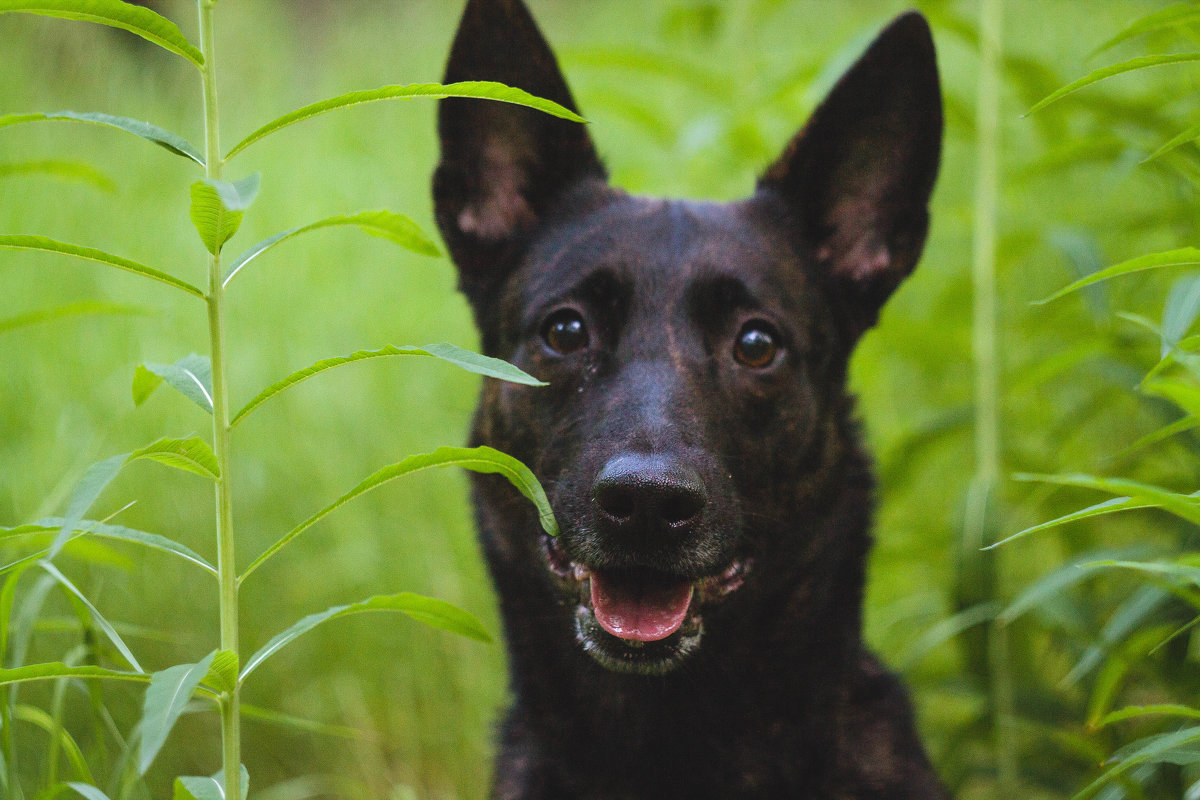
(435, 0), (941, 675)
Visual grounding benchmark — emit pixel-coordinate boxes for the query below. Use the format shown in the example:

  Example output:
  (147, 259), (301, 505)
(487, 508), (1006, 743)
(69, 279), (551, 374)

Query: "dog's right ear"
(434, 0), (607, 303)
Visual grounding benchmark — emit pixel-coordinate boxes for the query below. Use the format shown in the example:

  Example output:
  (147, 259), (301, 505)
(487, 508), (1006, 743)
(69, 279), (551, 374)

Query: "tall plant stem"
(197, 2), (241, 797)
(967, 0), (1018, 793)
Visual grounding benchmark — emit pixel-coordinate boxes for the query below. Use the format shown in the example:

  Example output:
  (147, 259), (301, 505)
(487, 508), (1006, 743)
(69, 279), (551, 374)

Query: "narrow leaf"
(43, 562), (143, 672)
(223, 210), (440, 287)
(0, 111), (204, 165)
(988, 496), (1156, 549)
(173, 766), (248, 800)
(1027, 53), (1200, 116)
(0, 301), (149, 334)
(1143, 118), (1200, 163)
(1073, 726), (1200, 799)
(232, 343), (543, 426)
(3, 518), (216, 576)
(1162, 274), (1200, 357)
(1091, 5), (1200, 57)
(0, 662), (148, 687)
(1085, 559), (1200, 587)
(189, 174), (260, 256)
(128, 436), (219, 480)
(0, 159), (116, 191)
(134, 354), (214, 412)
(1001, 547), (1154, 622)
(0, 234), (204, 298)
(48, 452), (128, 561)
(1013, 472), (1200, 526)
(139, 651), (217, 774)
(68, 784), (114, 800)
(240, 592), (490, 681)
(1037, 248), (1200, 304)
(239, 446), (556, 582)
(226, 81), (587, 159)
(0, 0), (203, 66)
(1096, 704), (1200, 728)
(239, 702), (368, 740)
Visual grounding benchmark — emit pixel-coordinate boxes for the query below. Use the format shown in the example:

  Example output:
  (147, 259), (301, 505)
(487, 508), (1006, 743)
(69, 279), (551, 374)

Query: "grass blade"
(1090, 5), (1200, 57)
(0, 234), (204, 298)
(240, 445), (556, 583)
(988, 496), (1157, 549)
(1001, 547), (1154, 622)
(1072, 726), (1200, 799)
(239, 702), (368, 740)
(0, 159), (116, 191)
(0, 301), (149, 334)
(0, 111), (204, 165)
(1096, 704), (1200, 728)
(0, 0), (203, 66)
(189, 175), (260, 256)
(139, 651), (217, 774)
(133, 354), (213, 413)
(1014, 472), (1200, 526)
(3, 518), (216, 576)
(1036, 248), (1200, 304)
(222, 210), (440, 287)
(0, 662), (148, 687)
(1083, 559), (1200, 587)
(1143, 118), (1200, 163)
(68, 784), (114, 800)
(231, 343), (543, 426)
(1026, 53), (1200, 116)
(42, 562), (143, 672)
(225, 81), (586, 159)
(240, 592), (490, 682)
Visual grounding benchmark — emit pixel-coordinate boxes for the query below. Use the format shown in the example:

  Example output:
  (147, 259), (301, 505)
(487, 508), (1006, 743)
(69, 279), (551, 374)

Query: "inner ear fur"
(757, 11), (943, 335)
(433, 0), (607, 302)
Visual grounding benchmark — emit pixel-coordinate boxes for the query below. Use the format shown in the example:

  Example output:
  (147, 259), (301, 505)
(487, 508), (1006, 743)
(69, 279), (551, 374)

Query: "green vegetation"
(1, 1), (1199, 798)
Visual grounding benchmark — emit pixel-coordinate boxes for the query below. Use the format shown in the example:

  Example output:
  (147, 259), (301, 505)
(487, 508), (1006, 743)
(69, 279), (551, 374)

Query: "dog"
(433, 1), (947, 797)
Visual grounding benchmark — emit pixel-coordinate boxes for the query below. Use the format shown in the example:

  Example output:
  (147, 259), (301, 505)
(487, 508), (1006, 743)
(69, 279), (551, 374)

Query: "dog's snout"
(593, 454), (707, 531)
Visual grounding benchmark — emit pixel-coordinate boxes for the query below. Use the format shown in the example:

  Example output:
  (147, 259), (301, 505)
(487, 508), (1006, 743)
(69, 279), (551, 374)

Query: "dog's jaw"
(541, 533), (750, 674)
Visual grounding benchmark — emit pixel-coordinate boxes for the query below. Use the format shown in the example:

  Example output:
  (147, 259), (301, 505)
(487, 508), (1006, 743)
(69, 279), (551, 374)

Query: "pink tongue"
(590, 572), (693, 642)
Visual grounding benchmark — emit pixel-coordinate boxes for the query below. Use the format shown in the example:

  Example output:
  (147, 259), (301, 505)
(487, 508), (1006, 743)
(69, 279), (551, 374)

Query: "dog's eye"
(542, 309), (589, 355)
(733, 322), (780, 368)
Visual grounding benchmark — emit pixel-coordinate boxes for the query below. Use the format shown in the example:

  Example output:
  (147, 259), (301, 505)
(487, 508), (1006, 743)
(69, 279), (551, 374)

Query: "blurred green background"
(3, 1), (1200, 798)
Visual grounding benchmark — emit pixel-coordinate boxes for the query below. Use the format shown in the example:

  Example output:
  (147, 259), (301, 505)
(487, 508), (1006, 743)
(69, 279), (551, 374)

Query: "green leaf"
(1001, 547), (1153, 622)
(189, 174), (260, 256)
(240, 592), (490, 681)
(988, 496), (1160, 549)
(1084, 559), (1200, 587)
(1091, 5), (1200, 57)
(201, 650), (238, 694)
(1143, 118), (1200, 163)
(239, 446), (556, 583)
(1013, 472), (1200, 526)
(226, 81), (587, 159)
(68, 784), (114, 800)
(899, 601), (999, 669)
(231, 343), (544, 426)
(0, 159), (116, 191)
(139, 650), (217, 775)
(1036, 248), (1200, 304)
(15, 704), (95, 783)
(43, 562), (143, 672)
(0, 234), (205, 298)
(222, 210), (440, 287)
(239, 702), (367, 740)
(1026, 53), (1200, 116)
(0, 0), (203, 66)
(173, 766), (248, 800)
(0, 111), (204, 165)
(1096, 704), (1200, 728)
(128, 436), (219, 480)
(0, 662), (148, 687)
(2, 518), (216, 576)
(133, 354), (214, 413)
(1072, 726), (1200, 799)
(1162, 274), (1200, 357)
(0, 300), (149, 334)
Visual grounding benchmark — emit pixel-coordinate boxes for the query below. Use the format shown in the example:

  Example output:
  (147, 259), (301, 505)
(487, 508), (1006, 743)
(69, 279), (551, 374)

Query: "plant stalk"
(198, 1), (242, 797)
(968, 0), (1018, 793)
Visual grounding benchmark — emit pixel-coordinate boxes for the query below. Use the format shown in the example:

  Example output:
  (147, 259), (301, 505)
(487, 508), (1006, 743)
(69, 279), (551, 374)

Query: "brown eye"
(734, 322), (779, 368)
(542, 309), (588, 355)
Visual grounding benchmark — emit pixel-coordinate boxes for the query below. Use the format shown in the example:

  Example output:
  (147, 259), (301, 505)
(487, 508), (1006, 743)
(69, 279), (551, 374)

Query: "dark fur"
(433, 2), (948, 797)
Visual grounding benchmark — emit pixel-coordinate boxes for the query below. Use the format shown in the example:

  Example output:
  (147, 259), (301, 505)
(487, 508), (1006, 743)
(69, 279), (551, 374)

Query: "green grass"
(2, 1), (1199, 798)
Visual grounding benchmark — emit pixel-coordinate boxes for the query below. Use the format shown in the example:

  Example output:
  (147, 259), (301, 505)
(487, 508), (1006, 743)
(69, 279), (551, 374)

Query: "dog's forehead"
(517, 194), (807, 305)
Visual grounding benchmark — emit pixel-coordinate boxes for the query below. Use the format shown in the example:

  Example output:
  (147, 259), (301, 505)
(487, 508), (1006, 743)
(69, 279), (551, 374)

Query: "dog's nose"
(593, 454), (707, 532)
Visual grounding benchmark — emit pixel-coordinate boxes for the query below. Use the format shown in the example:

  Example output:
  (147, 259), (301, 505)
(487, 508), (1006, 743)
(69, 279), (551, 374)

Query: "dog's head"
(434, 0), (941, 675)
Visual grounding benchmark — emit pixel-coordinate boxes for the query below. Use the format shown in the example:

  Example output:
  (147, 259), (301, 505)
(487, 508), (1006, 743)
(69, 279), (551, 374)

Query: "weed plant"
(0, 1), (572, 798)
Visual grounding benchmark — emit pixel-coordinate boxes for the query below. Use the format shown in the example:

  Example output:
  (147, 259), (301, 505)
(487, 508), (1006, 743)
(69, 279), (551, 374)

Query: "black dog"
(434, 1), (947, 797)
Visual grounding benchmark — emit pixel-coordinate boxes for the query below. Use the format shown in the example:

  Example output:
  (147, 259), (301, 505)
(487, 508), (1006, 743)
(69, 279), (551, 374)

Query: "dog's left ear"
(757, 11), (942, 336)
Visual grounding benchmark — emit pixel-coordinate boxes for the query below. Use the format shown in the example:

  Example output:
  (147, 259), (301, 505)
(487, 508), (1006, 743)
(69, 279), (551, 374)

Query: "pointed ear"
(757, 11), (942, 336)
(433, 0), (607, 302)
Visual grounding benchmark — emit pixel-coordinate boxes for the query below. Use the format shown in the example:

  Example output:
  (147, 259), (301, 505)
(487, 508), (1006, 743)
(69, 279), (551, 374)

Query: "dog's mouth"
(542, 534), (750, 674)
